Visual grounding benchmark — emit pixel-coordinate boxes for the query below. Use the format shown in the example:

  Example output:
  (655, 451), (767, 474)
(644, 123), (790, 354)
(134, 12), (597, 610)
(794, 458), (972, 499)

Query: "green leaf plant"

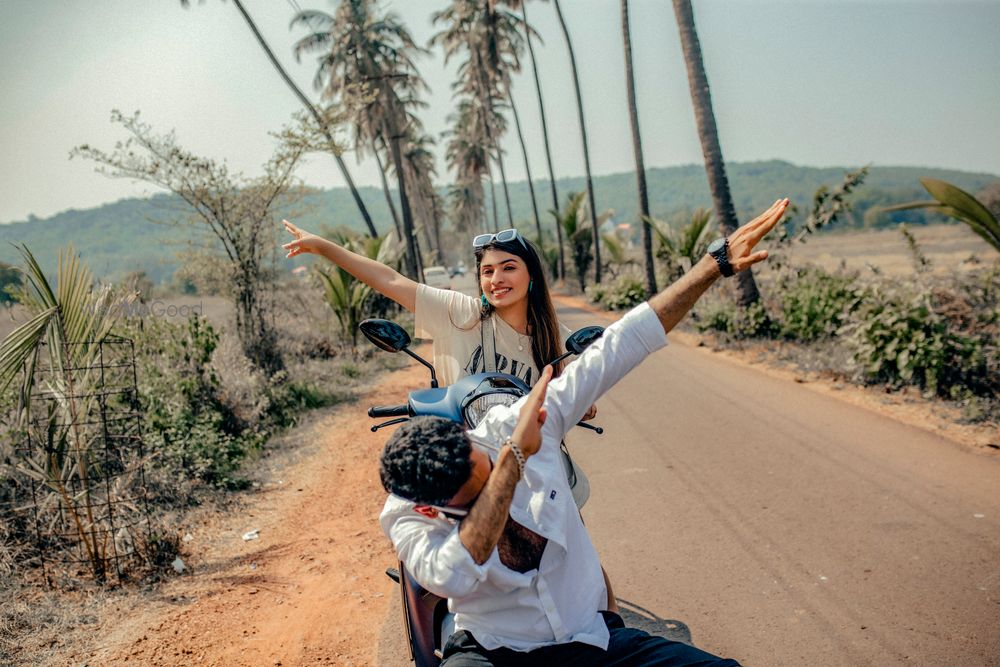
(882, 178), (1000, 254)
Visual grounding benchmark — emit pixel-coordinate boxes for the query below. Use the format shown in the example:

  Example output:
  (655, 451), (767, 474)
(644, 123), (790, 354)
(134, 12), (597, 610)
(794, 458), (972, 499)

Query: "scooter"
(360, 318), (605, 667)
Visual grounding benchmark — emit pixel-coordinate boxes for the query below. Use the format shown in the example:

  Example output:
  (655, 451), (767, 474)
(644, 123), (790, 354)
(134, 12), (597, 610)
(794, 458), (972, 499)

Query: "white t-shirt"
(414, 284), (569, 387)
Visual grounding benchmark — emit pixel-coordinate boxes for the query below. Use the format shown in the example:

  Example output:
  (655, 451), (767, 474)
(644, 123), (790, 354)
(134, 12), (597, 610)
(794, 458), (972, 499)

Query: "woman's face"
(479, 249), (531, 308)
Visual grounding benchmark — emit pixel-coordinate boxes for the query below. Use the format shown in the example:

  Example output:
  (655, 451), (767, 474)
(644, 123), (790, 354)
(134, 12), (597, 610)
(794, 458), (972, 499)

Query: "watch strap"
(711, 238), (734, 277)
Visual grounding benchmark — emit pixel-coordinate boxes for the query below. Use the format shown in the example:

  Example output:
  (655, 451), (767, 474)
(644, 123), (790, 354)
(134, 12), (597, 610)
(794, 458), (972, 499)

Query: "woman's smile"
(479, 249), (529, 309)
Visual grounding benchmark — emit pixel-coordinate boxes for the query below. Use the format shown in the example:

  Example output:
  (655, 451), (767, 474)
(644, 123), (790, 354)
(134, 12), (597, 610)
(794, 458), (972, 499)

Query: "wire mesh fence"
(2, 335), (151, 586)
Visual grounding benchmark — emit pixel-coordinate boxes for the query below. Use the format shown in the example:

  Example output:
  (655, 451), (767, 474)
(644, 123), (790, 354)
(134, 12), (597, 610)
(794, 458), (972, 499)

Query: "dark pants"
(440, 612), (741, 667)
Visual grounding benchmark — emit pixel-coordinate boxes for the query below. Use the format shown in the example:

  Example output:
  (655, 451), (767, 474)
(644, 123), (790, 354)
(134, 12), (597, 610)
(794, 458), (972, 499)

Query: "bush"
(777, 267), (861, 341)
(840, 276), (998, 398)
(126, 315), (259, 495)
(696, 299), (776, 339)
(586, 275), (646, 311)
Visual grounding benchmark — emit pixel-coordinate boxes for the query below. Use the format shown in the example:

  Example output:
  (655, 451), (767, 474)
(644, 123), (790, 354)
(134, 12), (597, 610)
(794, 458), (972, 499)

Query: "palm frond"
(0, 305), (57, 393)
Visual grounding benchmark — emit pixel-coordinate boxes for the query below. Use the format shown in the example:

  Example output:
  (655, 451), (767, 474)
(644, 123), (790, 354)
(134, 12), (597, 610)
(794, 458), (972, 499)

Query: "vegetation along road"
(83, 296), (997, 667)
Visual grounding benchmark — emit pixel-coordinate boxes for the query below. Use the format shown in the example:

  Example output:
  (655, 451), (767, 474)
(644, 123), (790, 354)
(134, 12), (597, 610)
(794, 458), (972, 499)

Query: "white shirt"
(379, 302), (668, 652)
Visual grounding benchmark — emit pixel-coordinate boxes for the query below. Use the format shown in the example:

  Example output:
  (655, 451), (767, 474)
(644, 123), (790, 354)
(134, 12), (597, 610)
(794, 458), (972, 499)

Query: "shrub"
(695, 299), (776, 339)
(586, 275), (646, 311)
(128, 315), (257, 494)
(840, 277), (998, 398)
(777, 267), (861, 341)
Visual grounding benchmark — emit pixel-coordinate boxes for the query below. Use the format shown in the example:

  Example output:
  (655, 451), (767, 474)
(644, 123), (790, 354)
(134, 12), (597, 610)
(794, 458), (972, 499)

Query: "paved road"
(381, 299), (1000, 666)
(557, 304), (1000, 666)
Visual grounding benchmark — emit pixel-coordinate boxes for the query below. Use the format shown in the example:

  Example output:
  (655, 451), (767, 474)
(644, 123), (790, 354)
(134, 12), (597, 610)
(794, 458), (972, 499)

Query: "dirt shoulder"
(71, 358), (429, 667)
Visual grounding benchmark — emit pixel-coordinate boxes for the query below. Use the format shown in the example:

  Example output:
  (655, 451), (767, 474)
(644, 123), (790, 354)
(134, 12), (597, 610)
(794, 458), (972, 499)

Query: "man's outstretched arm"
(650, 198), (788, 332)
(537, 198), (789, 439)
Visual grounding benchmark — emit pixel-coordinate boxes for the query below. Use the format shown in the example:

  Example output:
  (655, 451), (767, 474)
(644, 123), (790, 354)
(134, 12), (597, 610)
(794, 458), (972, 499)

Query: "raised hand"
(511, 365), (552, 457)
(282, 219), (324, 258)
(727, 198), (789, 273)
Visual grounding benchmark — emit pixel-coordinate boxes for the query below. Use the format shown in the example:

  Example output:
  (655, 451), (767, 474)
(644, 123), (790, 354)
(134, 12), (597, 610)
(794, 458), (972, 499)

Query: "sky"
(0, 0), (998, 224)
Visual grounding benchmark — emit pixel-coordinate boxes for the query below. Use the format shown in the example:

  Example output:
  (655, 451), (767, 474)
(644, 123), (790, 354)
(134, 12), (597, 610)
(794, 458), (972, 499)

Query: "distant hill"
(2, 161), (995, 283)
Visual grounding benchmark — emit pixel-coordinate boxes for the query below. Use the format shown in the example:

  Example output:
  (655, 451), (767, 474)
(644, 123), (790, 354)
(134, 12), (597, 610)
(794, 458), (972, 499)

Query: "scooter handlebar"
(369, 404), (410, 418)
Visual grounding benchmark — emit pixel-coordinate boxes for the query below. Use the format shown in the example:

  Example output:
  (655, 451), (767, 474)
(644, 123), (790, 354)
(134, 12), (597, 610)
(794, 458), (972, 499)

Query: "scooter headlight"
(463, 392), (520, 428)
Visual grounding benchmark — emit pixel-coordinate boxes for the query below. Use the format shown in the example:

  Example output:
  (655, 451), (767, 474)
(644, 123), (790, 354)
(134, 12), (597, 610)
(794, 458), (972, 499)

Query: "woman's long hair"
(475, 237), (563, 378)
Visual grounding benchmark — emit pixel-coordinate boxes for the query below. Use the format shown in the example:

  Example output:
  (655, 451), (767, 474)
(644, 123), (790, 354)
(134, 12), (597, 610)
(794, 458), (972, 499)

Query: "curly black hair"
(379, 416), (473, 506)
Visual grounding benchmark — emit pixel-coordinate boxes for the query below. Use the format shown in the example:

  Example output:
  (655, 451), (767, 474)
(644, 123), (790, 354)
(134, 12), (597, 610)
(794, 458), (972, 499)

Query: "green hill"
(2, 161), (995, 283)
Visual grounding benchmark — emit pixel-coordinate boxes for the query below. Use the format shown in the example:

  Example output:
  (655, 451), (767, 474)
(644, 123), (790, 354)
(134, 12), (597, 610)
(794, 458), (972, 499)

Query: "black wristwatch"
(707, 237), (734, 277)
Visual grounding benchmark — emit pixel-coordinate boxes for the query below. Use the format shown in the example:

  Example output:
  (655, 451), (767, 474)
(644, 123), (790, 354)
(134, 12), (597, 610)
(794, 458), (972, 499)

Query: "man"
(379, 199), (790, 665)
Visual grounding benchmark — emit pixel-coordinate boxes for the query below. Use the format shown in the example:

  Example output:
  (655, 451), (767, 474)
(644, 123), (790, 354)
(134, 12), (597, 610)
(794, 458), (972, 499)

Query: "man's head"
(380, 416), (491, 508)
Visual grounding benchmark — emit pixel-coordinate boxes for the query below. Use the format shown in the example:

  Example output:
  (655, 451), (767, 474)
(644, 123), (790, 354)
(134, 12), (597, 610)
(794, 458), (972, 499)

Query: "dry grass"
(0, 277), (416, 666)
(777, 223), (992, 276)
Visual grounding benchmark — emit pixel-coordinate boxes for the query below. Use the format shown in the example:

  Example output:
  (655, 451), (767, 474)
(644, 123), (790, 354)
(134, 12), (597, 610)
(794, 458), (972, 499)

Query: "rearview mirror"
(565, 326), (604, 355)
(549, 325), (605, 368)
(360, 319), (411, 353)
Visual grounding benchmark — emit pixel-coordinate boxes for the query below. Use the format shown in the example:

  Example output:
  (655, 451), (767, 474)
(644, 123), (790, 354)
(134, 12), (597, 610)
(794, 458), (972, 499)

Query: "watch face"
(707, 238), (726, 254)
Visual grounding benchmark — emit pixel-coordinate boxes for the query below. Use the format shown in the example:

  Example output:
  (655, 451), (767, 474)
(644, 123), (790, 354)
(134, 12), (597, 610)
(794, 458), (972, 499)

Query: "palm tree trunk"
(495, 151), (515, 229)
(475, 62), (513, 232)
(509, 91), (543, 244)
(429, 192), (444, 263)
(231, 0), (378, 239)
(406, 165), (437, 262)
(672, 0), (760, 306)
(521, 0), (564, 279)
(372, 137), (402, 240)
(488, 172), (500, 232)
(384, 108), (422, 281)
(621, 0), (657, 296)
(553, 0), (601, 285)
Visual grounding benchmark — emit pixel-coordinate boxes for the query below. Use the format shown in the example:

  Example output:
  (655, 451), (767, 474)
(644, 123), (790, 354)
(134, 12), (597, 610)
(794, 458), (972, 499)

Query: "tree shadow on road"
(617, 598), (693, 645)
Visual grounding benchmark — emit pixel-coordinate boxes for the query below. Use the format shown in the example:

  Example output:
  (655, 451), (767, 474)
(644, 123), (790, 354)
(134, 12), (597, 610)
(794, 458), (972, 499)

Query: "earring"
(529, 280), (534, 292)
(481, 294), (488, 308)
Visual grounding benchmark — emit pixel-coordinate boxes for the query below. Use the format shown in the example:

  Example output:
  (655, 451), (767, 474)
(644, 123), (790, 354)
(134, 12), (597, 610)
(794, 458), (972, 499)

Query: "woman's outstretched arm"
(282, 220), (419, 312)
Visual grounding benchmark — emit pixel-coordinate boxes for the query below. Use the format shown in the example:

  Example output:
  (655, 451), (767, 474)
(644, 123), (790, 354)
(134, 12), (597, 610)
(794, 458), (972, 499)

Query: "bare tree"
(72, 111), (309, 374)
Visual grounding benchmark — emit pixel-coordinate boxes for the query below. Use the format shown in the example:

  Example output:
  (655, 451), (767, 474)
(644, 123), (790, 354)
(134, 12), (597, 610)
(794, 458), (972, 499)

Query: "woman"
(282, 221), (594, 411)
(283, 220), (610, 606)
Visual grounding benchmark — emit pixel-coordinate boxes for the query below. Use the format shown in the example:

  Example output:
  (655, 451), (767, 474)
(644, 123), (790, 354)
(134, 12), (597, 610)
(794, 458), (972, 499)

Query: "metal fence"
(4, 335), (151, 586)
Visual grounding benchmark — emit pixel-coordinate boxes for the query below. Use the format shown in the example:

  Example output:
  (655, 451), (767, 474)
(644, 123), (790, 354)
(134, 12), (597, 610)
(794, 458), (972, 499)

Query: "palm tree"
(206, 0), (379, 238)
(433, 0), (528, 234)
(371, 137), (402, 240)
(553, 0), (602, 285)
(402, 130), (444, 262)
(448, 180), (485, 238)
(444, 97), (491, 233)
(488, 171), (501, 231)
(433, 1), (503, 234)
(507, 91), (543, 243)
(318, 232), (401, 348)
(292, 0), (428, 279)
(672, 0), (760, 306)
(554, 191), (592, 292)
(621, 0), (657, 296)
(518, 0), (564, 278)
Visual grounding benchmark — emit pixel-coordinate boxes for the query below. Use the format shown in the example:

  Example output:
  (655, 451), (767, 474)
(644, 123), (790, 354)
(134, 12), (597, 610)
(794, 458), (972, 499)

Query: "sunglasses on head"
(473, 228), (528, 251)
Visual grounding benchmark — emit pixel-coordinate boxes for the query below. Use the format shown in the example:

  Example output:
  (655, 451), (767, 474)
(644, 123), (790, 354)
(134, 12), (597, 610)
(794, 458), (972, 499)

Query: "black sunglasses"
(472, 228), (528, 251)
